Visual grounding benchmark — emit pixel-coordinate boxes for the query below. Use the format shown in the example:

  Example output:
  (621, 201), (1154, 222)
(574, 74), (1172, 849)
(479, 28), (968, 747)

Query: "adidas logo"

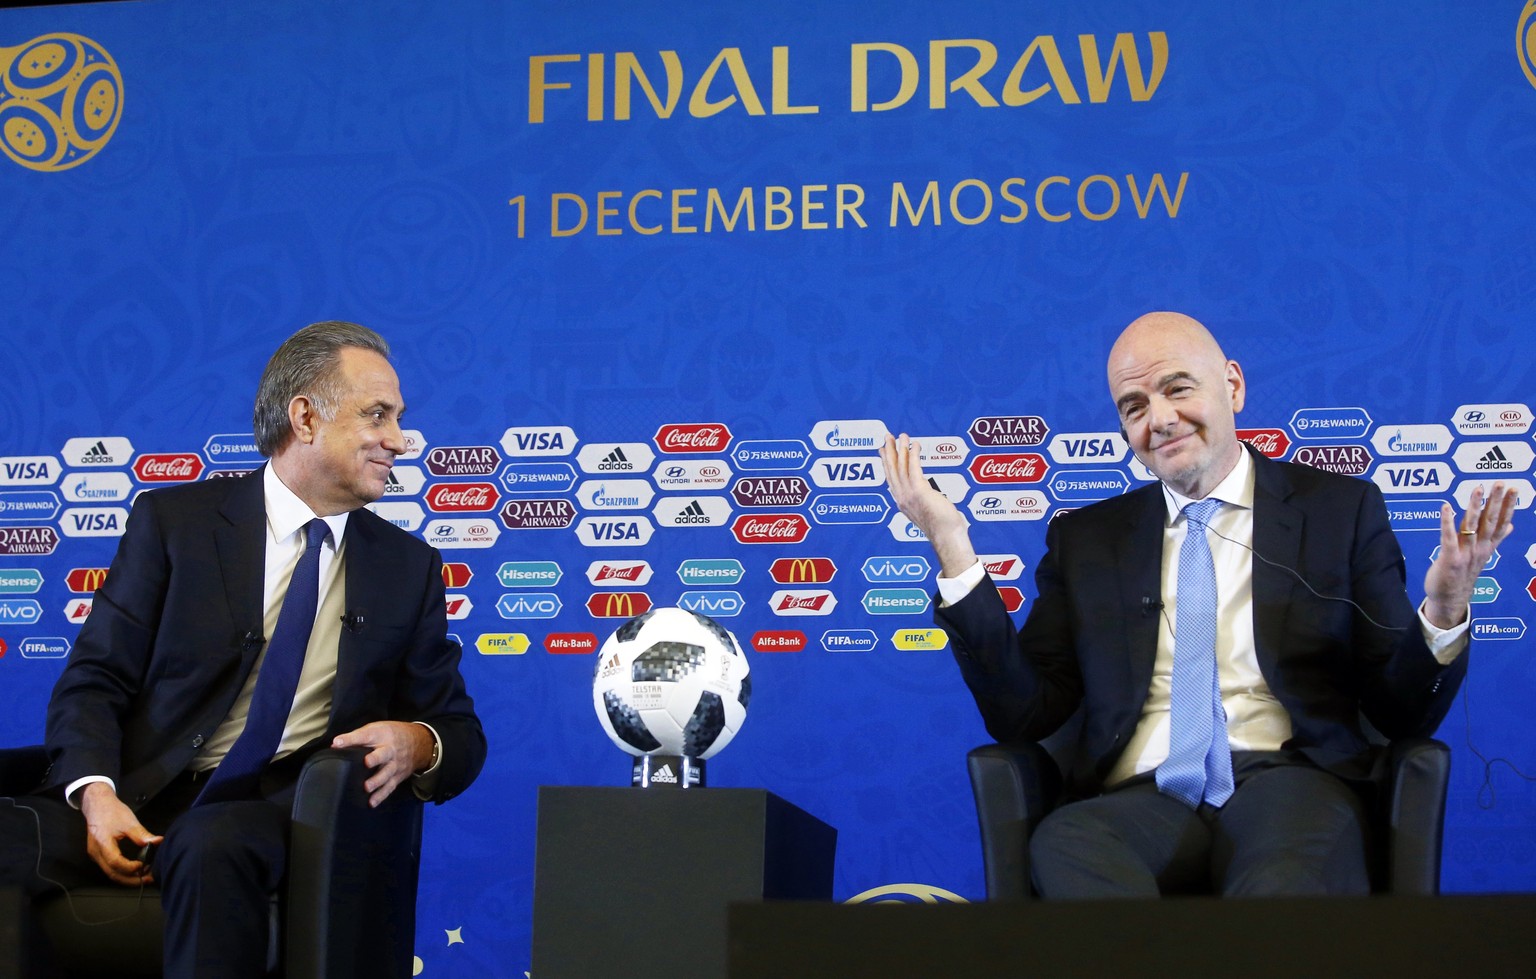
(674, 500), (711, 525)
(597, 652), (622, 678)
(597, 447), (633, 471)
(650, 763), (677, 783)
(1475, 446), (1514, 471)
(81, 441), (114, 463)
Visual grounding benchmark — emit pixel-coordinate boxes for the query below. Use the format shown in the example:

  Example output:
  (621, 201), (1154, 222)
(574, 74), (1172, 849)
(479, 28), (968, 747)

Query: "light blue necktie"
(1156, 498), (1235, 809)
(197, 518), (330, 805)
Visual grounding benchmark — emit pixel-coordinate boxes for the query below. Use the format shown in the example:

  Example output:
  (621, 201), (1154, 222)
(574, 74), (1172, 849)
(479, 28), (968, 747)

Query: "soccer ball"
(592, 606), (751, 759)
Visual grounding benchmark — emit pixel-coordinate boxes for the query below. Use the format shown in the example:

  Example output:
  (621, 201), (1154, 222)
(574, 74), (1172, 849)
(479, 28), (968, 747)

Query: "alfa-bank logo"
(654, 423), (732, 453)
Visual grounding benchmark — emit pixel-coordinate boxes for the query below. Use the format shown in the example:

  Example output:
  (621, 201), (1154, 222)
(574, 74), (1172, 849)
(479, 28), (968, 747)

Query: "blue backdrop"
(3, 1), (1535, 974)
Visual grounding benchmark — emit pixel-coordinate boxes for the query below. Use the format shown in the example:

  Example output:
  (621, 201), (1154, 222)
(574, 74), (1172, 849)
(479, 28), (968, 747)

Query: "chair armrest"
(966, 742), (1063, 901)
(284, 747), (425, 979)
(0, 745), (50, 794)
(1384, 737), (1450, 896)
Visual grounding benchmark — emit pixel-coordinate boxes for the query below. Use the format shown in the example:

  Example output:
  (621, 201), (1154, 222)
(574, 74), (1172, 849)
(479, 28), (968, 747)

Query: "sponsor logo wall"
(4, 2), (1535, 974)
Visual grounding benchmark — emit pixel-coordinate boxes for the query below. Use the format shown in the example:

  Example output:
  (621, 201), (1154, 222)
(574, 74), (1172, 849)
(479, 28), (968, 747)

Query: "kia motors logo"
(498, 498), (577, 530)
(66, 567), (109, 593)
(751, 630), (807, 652)
(731, 476), (811, 508)
(654, 423), (733, 454)
(969, 416), (1048, 447)
(731, 513), (810, 544)
(425, 482), (500, 512)
(1236, 429), (1290, 459)
(440, 563), (474, 589)
(544, 632), (598, 654)
(768, 557), (837, 584)
(969, 453), (1048, 484)
(585, 592), (653, 618)
(133, 453), (203, 482)
(424, 446), (501, 477)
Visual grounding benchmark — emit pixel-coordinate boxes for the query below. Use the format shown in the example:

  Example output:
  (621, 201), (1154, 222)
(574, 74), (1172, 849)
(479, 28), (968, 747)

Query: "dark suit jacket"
(941, 446), (1465, 796)
(43, 468), (485, 811)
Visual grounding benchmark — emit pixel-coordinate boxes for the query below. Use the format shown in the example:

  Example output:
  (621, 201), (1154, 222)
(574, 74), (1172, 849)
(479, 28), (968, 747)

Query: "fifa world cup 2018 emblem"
(1521, 2), (1536, 91)
(0, 33), (123, 172)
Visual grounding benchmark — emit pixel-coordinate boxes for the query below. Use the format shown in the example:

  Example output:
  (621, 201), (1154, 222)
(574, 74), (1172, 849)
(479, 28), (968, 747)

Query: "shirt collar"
(1161, 445), (1256, 525)
(263, 464), (349, 547)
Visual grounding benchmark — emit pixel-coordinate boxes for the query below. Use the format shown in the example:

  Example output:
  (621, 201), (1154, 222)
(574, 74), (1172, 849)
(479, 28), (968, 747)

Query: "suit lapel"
(1118, 485), (1168, 699)
(1249, 448), (1303, 679)
(334, 507), (380, 712)
(213, 469), (268, 666)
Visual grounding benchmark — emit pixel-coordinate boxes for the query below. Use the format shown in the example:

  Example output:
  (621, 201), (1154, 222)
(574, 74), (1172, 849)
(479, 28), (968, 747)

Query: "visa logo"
(1062, 438), (1116, 457)
(589, 521), (641, 540)
(1388, 468), (1441, 488)
(3, 461), (52, 481)
(822, 462), (875, 481)
(72, 512), (119, 532)
(513, 432), (564, 451)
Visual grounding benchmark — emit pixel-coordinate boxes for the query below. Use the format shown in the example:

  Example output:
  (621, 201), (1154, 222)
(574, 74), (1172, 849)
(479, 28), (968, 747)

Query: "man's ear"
(288, 396), (317, 445)
(1226, 360), (1246, 414)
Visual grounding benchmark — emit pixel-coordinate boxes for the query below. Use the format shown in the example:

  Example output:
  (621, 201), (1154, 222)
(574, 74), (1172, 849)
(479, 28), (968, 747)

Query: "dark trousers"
(2, 768), (297, 979)
(1030, 751), (1372, 898)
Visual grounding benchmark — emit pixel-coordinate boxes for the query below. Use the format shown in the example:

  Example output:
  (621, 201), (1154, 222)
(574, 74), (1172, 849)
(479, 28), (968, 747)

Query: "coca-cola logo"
(425, 482), (501, 512)
(731, 513), (810, 544)
(655, 423), (733, 454)
(968, 453), (1048, 484)
(1236, 428), (1291, 459)
(133, 453), (205, 482)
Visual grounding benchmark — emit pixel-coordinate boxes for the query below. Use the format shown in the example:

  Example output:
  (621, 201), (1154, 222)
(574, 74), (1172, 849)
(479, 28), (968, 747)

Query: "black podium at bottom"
(531, 786), (836, 979)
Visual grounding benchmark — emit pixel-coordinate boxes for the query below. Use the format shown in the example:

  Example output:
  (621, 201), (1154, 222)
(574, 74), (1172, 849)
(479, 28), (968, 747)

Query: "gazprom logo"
(495, 592), (563, 619)
(862, 555), (932, 583)
(677, 559), (745, 586)
(1471, 617), (1525, 640)
(677, 590), (744, 617)
(1289, 407), (1371, 440)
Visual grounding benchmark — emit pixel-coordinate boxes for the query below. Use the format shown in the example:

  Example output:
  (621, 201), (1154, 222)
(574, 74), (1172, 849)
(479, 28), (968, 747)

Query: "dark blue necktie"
(197, 518), (329, 805)
(1155, 498), (1235, 809)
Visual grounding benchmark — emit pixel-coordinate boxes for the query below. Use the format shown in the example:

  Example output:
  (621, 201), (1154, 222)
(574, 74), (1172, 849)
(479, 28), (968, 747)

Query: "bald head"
(1107, 311), (1246, 500)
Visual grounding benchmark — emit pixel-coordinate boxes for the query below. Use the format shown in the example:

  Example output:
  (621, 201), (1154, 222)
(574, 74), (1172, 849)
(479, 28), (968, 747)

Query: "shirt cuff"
(935, 560), (987, 608)
(410, 721), (443, 800)
(1417, 600), (1470, 666)
(65, 775), (115, 810)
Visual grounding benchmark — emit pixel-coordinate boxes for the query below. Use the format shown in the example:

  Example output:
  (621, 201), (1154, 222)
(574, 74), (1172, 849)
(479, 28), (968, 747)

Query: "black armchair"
(0, 745), (424, 978)
(967, 730), (1451, 899)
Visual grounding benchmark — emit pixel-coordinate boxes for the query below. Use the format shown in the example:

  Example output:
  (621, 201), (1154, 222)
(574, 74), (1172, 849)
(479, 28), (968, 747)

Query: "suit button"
(192, 735), (204, 748)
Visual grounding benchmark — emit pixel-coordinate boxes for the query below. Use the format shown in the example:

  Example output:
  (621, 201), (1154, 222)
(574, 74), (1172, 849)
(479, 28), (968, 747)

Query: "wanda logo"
(425, 482), (500, 512)
(655, 423), (732, 453)
(731, 514), (810, 544)
(133, 454), (204, 482)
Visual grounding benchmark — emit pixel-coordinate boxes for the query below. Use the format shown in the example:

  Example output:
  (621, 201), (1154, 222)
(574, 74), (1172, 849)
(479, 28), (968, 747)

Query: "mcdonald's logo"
(585, 591), (653, 618)
(768, 556), (836, 584)
(65, 567), (108, 593)
(441, 562), (474, 588)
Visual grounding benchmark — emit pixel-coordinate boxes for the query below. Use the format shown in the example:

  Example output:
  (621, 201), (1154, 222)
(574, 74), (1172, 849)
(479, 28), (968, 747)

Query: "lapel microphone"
(341, 611), (366, 634)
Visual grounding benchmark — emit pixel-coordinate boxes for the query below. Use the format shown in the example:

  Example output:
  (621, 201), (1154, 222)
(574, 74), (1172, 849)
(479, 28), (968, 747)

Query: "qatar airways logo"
(133, 454), (203, 482)
(654, 423), (732, 453)
(424, 446), (500, 477)
(969, 415), (1048, 447)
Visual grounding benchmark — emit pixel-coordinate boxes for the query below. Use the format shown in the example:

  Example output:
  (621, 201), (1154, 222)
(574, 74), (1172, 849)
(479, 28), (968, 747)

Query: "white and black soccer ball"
(592, 606), (751, 760)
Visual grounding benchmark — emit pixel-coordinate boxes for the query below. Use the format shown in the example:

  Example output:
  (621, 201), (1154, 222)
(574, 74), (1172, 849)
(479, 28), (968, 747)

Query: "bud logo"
(998, 587), (1026, 613)
(498, 462), (577, 495)
(368, 501), (426, 531)
(654, 423), (732, 454)
(0, 569), (43, 594)
(1370, 424), (1453, 457)
(914, 436), (968, 468)
(499, 498), (577, 530)
(63, 437), (135, 467)
(979, 554), (1024, 580)
(61, 507), (126, 537)
(678, 590), (744, 617)
(476, 633), (530, 656)
(62, 472), (133, 503)
(1292, 445), (1373, 475)
(861, 556), (930, 583)
(497, 561), (562, 588)
(968, 454), (1047, 484)
(892, 628), (950, 651)
(201, 434), (263, 464)
(0, 491), (61, 523)
(576, 479), (655, 511)
(0, 526), (60, 555)
(861, 588), (929, 615)
(500, 426), (577, 457)
(20, 636), (70, 659)
(811, 457), (884, 487)
(496, 592), (563, 619)
(424, 519), (500, 549)
(586, 560), (653, 586)
(809, 419), (889, 452)
(424, 446), (500, 477)
(1289, 407), (1371, 440)
(732, 439), (811, 471)
(576, 442), (656, 474)
(1372, 462), (1452, 493)
(751, 630), (807, 652)
(585, 592), (652, 618)
(1452, 441), (1534, 475)
(133, 453), (204, 483)
(731, 514), (810, 544)
(969, 416), (1048, 447)
(677, 559), (745, 586)
(821, 629), (877, 652)
(425, 482), (501, 512)
(0, 599), (43, 624)
(66, 567), (109, 593)
(654, 459), (732, 490)
(768, 589), (837, 616)
(1048, 470), (1129, 502)
(652, 496), (732, 527)
(576, 516), (656, 547)
(1452, 403), (1532, 435)
(0, 457), (59, 487)
(968, 490), (1050, 522)
(62, 598), (91, 622)
(1047, 433), (1128, 465)
(1235, 429), (1290, 459)
(545, 632), (598, 654)
(731, 476), (811, 508)
(1471, 617), (1526, 641)
(769, 557), (837, 584)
